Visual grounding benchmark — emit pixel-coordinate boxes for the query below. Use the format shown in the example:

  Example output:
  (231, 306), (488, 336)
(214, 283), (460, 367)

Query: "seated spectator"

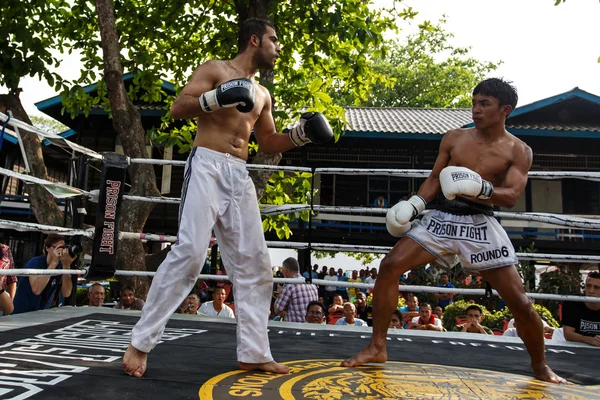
(327, 294), (345, 324)
(455, 305), (492, 334)
(305, 301), (326, 324)
(335, 302), (367, 327)
(12, 234), (76, 314)
(562, 271), (600, 347)
(198, 287), (235, 318)
(178, 292), (201, 315)
(504, 318), (554, 338)
(354, 292), (373, 327)
(433, 306), (444, 321)
(88, 283), (105, 307)
(273, 257), (318, 322)
(434, 272), (455, 310)
(0, 285), (14, 315)
(373, 195), (388, 208)
(550, 327), (566, 342)
(115, 286), (145, 310)
(0, 243), (17, 301)
(389, 310), (403, 329)
(408, 303), (443, 331)
(399, 294), (420, 328)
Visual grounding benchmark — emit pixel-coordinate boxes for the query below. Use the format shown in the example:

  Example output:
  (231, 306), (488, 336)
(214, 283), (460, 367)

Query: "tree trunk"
(0, 93), (64, 226)
(95, 0), (160, 295)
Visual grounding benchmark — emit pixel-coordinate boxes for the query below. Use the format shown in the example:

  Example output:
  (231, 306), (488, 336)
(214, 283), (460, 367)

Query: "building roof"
(344, 107), (471, 135)
(344, 87), (600, 137)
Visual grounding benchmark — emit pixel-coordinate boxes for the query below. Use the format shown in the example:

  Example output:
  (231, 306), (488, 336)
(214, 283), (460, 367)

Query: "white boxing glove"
(386, 195), (427, 237)
(439, 166), (494, 200)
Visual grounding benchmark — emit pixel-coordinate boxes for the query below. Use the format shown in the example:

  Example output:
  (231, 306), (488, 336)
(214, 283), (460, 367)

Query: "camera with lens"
(67, 244), (82, 257)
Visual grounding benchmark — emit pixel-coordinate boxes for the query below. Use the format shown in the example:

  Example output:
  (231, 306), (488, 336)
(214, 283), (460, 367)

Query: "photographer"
(12, 234), (77, 314)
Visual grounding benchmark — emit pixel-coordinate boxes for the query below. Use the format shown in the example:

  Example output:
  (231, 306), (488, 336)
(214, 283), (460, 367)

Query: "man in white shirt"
(199, 287), (235, 318)
(323, 267), (338, 304)
(408, 303), (443, 331)
(365, 268), (377, 294)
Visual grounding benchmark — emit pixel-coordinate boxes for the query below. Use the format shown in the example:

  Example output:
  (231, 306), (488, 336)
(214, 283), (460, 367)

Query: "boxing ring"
(1, 112), (600, 400)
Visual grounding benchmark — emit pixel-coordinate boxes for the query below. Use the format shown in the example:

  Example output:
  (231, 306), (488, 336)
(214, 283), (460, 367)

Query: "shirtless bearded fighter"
(123, 18), (333, 377)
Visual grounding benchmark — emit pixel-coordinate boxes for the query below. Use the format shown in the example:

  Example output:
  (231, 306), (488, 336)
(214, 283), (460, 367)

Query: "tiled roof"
(344, 108), (600, 134)
(344, 107), (471, 135)
(506, 123), (600, 132)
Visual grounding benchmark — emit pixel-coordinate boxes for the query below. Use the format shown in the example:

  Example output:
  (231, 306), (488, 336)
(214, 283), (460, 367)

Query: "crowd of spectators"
(2, 235), (599, 348)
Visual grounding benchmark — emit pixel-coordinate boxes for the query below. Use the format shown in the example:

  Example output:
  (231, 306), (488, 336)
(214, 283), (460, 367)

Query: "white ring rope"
(3, 111), (600, 182)
(7, 161), (600, 230)
(128, 158), (312, 173)
(261, 204), (600, 230)
(313, 167), (600, 182)
(266, 241), (600, 264)
(0, 112), (102, 160)
(0, 219), (178, 242)
(2, 269), (87, 276)
(125, 160), (600, 182)
(0, 219), (598, 263)
(1, 269), (598, 303)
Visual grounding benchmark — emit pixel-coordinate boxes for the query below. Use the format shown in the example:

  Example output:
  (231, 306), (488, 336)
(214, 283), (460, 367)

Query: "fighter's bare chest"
(449, 141), (512, 182)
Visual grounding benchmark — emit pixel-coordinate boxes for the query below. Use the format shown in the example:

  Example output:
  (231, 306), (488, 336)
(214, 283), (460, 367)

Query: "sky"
(8, 0), (600, 270)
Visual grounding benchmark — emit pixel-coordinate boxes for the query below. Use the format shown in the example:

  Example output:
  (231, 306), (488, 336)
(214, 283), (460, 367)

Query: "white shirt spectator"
(411, 316), (443, 328)
(502, 328), (519, 337)
(335, 318), (368, 327)
(198, 301), (235, 318)
(324, 274), (338, 292)
(507, 318), (549, 329)
(365, 276), (376, 286)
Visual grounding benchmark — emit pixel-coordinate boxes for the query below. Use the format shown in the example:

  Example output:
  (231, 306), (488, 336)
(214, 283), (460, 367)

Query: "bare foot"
(341, 344), (387, 367)
(122, 344), (148, 378)
(533, 364), (568, 384)
(238, 361), (290, 374)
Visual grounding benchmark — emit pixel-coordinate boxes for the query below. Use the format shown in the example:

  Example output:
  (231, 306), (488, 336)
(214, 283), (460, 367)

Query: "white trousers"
(131, 147), (274, 364)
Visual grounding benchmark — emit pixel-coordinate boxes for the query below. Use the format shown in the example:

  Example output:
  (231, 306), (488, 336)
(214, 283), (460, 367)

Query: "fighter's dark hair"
(587, 271), (600, 279)
(238, 18), (275, 53)
(473, 78), (518, 115)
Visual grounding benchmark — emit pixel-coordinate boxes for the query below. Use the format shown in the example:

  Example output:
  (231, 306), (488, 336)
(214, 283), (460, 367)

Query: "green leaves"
(331, 18), (500, 108)
(1, 0), (71, 92)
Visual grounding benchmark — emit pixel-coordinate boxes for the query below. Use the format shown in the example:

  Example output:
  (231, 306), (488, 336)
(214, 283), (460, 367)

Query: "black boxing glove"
(289, 112), (334, 146)
(199, 78), (255, 113)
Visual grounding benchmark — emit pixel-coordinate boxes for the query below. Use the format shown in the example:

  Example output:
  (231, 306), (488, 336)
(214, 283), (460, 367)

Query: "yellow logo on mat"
(199, 360), (598, 399)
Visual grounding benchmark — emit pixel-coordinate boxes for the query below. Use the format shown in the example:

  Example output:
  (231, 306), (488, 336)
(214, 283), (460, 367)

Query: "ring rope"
(6, 162), (599, 230)
(1, 269), (599, 303)
(0, 219), (597, 263)
(0, 219), (179, 242)
(0, 112), (102, 160)
(261, 204), (600, 230)
(312, 167), (600, 182)
(4, 111), (600, 182)
(127, 158), (312, 173)
(268, 241), (600, 263)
